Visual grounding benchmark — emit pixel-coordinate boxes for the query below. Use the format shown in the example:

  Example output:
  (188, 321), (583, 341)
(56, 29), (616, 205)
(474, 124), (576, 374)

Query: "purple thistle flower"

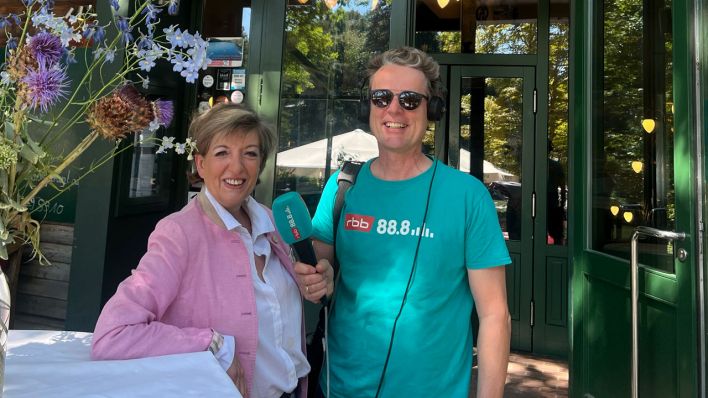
(28, 32), (63, 67)
(154, 99), (174, 126)
(21, 65), (69, 112)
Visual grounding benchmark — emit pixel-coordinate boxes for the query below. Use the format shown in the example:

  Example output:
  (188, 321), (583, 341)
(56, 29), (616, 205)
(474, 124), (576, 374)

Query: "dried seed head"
(86, 85), (155, 140)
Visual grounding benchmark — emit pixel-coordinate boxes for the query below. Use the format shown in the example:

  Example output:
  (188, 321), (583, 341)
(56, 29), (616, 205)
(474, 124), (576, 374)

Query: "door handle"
(630, 226), (687, 398)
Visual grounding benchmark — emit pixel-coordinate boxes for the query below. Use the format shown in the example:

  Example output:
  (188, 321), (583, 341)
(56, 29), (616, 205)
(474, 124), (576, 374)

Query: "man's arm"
(468, 266), (510, 398)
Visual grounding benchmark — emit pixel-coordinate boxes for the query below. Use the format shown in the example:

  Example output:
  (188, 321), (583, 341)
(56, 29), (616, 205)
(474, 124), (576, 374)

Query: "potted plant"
(0, 0), (203, 390)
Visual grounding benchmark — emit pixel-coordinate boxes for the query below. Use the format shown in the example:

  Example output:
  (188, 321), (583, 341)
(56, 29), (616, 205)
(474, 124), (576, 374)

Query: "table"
(4, 330), (242, 397)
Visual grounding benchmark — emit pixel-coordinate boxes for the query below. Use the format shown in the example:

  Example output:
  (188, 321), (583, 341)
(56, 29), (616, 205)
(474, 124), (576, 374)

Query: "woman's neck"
(232, 206), (252, 234)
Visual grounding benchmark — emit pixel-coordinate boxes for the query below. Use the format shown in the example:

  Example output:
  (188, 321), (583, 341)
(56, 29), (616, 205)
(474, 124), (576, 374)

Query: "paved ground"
(470, 351), (569, 397)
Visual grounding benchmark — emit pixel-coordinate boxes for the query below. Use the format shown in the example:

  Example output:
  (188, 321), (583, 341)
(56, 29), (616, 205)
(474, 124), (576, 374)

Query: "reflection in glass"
(591, 0), (675, 270)
(547, 0), (569, 246)
(459, 77), (522, 240)
(415, 0), (538, 54)
(275, 1), (391, 214)
(128, 132), (169, 199)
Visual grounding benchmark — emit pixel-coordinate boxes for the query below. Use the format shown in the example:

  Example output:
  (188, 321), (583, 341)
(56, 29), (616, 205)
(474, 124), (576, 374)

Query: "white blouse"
(205, 190), (310, 398)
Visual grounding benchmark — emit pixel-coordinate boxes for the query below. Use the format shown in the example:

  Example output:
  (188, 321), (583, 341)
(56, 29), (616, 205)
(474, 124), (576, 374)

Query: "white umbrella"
(276, 129), (379, 170)
(459, 149), (516, 183)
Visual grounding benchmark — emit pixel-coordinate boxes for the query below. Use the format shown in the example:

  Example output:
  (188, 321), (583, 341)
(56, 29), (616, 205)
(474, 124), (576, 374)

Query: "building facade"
(17, 0), (703, 396)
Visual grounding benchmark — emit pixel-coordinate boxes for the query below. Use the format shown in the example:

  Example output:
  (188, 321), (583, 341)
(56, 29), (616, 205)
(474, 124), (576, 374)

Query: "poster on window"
(206, 37), (243, 67)
(230, 69), (246, 90)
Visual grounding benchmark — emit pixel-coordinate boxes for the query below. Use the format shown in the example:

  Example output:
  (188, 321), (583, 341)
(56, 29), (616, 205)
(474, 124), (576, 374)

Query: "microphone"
(271, 192), (318, 267)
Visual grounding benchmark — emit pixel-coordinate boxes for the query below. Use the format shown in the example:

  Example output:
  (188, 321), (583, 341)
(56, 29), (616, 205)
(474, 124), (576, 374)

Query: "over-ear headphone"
(358, 79), (446, 123)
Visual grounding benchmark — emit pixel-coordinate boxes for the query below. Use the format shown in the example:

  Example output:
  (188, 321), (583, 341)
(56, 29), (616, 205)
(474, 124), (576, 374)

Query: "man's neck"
(371, 152), (432, 181)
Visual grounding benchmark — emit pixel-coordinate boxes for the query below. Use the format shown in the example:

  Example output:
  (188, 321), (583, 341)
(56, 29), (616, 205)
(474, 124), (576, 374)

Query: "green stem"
(20, 130), (99, 207)
(29, 139), (141, 211)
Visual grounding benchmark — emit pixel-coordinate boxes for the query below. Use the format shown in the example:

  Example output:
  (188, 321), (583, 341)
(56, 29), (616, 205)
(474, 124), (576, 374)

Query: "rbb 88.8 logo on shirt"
(344, 214), (435, 239)
(376, 219), (435, 239)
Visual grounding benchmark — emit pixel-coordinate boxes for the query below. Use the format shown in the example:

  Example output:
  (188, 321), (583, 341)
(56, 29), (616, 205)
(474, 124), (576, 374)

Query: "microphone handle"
(291, 240), (331, 307)
(292, 239), (318, 267)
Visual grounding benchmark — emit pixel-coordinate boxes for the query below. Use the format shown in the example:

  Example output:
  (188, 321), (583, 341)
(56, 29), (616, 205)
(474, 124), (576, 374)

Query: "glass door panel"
(450, 66), (535, 351)
(459, 76), (523, 241)
(590, 0), (675, 272)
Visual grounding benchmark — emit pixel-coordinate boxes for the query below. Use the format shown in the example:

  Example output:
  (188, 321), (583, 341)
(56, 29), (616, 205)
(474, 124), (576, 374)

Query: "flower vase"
(0, 267), (9, 398)
(0, 244), (19, 398)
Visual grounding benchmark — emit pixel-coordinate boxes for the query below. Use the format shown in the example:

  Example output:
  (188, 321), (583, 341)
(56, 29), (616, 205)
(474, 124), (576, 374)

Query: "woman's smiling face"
(195, 129), (261, 216)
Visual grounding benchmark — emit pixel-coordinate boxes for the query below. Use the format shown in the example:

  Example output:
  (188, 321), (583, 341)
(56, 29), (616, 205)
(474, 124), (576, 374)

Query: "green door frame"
(702, 1), (708, 393)
(570, 0), (700, 396)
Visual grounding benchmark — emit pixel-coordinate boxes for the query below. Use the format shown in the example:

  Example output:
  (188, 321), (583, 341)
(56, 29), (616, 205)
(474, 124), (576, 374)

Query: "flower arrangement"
(0, 0), (203, 262)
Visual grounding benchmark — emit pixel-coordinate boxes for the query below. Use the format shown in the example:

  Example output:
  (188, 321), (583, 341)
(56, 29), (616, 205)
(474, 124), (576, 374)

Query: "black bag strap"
(329, 160), (362, 297)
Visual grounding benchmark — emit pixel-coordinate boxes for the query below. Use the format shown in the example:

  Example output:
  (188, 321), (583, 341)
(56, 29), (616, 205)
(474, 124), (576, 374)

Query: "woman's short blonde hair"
(188, 103), (274, 172)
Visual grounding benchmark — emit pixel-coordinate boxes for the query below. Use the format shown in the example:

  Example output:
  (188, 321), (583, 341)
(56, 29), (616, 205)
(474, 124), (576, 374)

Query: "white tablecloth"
(4, 330), (242, 397)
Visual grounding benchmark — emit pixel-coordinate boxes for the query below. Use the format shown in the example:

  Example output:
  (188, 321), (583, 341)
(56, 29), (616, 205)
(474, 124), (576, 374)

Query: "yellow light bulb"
(437, 0), (450, 8)
(631, 161), (643, 173)
(642, 119), (656, 133)
(623, 212), (634, 223)
(298, 0), (308, 3)
(610, 206), (620, 216)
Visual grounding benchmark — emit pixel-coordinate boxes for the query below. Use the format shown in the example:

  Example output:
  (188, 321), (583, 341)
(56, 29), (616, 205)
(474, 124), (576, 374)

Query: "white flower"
(148, 119), (160, 132)
(160, 136), (176, 149)
(0, 72), (11, 86)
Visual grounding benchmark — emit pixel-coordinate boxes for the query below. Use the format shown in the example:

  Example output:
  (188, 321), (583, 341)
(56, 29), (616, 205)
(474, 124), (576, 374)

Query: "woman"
(92, 103), (309, 398)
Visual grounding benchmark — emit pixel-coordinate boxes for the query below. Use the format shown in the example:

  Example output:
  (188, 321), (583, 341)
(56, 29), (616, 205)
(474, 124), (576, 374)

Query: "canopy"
(276, 130), (515, 183)
(459, 149), (516, 183)
(276, 129), (379, 170)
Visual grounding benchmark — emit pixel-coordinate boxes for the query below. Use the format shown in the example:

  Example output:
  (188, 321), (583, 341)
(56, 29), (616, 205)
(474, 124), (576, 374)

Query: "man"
(295, 47), (510, 397)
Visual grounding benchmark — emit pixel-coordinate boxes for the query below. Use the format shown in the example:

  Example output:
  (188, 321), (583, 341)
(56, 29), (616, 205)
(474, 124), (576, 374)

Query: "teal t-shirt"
(311, 159), (511, 397)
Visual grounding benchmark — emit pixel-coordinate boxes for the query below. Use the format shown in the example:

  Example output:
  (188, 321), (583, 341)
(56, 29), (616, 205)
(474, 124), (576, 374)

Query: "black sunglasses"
(369, 89), (428, 111)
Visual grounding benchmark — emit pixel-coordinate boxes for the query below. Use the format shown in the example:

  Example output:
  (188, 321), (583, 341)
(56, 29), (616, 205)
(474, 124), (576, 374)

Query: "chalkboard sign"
(25, 169), (79, 224)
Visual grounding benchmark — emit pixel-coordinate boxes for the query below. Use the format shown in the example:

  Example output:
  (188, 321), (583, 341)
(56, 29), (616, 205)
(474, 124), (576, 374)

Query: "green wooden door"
(448, 66), (536, 351)
(571, 0), (700, 396)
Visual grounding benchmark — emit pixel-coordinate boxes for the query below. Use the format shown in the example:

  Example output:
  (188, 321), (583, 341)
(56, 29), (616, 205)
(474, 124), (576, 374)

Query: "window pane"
(275, 0), (391, 215)
(459, 76), (523, 241)
(591, 0), (675, 271)
(415, 0), (538, 54)
(547, 0), (569, 246)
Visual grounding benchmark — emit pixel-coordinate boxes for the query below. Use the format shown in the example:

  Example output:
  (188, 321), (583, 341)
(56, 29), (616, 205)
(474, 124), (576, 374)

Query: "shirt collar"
(203, 188), (274, 238)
